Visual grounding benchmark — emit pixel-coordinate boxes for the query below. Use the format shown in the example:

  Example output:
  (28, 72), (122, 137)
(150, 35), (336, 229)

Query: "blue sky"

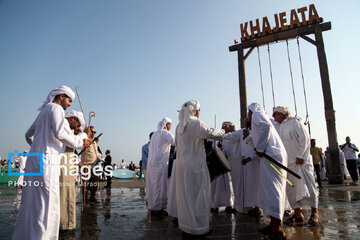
(1, 0), (359, 165)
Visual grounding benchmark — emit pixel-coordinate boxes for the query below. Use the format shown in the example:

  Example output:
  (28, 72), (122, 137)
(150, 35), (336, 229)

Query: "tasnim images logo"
(7, 150), (113, 181)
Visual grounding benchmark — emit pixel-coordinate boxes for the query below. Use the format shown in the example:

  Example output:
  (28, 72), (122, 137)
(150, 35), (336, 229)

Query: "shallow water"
(0, 183), (359, 239)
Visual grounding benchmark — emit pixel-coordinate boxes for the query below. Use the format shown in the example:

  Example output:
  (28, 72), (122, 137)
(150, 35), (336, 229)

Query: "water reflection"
(80, 205), (100, 239)
(0, 184), (359, 239)
(103, 188), (111, 222)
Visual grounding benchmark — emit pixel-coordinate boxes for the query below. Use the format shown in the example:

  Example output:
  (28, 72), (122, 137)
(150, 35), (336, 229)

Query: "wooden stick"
(88, 111), (96, 127)
(75, 86), (88, 128)
(75, 85), (88, 205)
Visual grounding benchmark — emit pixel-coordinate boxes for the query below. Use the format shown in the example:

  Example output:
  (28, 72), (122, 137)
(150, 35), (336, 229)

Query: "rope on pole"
(257, 46), (266, 110)
(267, 44), (276, 108)
(297, 37), (311, 137)
(286, 40), (298, 116)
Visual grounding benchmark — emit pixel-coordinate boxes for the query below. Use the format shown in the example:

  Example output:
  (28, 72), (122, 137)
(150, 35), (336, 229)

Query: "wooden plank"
(244, 46), (255, 60)
(229, 22), (331, 51)
(237, 48), (247, 128)
(300, 35), (316, 45)
(314, 26), (343, 184)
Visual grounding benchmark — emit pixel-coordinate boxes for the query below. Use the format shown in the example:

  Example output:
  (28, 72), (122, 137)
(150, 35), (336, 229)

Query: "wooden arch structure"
(229, 5), (343, 184)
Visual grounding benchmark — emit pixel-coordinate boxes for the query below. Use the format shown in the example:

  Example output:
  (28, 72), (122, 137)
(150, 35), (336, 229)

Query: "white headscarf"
(65, 110), (86, 128)
(157, 117), (172, 131)
(38, 85), (75, 111)
(273, 106), (290, 116)
(248, 102), (265, 113)
(177, 99), (200, 134)
(273, 105), (300, 120)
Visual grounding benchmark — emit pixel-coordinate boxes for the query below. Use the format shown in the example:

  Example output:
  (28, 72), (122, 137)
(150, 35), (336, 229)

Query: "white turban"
(157, 117), (172, 131)
(177, 99), (200, 134)
(273, 106), (290, 116)
(65, 110), (86, 128)
(38, 85), (75, 111)
(248, 102), (265, 113)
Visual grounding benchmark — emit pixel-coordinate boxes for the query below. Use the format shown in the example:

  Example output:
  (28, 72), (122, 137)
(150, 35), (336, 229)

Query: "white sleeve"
(224, 130), (242, 143)
(294, 120), (310, 160)
(25, 120), (36, 146)
(165, 131), (175, 145)
(252, 113), (271, 153)
(51, 106), (87, 149)
(198, 120), (225, 140)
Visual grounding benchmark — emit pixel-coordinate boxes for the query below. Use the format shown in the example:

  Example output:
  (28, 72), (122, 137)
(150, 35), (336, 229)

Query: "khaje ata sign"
(240, 4), (321, 42)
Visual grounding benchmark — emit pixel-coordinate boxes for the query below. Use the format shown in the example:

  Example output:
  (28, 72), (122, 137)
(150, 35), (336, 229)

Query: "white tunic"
(146, 129), (175, 210)
(250, 110), (287, 221)
(211, 173), (231, 208)
(224, 131), (260, 211)
(339, 149), (350, 179)
(223, 130), (245, 212)
(278, 118), (318, 209)
(12, 103), (87, 240)
(242, 135), (261, 209)
(175, 118), (224, 235)
(16, 156), (27, 186)
(167, 160), (177, 218)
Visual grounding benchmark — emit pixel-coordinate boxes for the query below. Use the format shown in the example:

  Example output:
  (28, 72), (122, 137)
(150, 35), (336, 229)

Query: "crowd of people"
(6, 85), (359, 240)
(143, 100), (359, 240)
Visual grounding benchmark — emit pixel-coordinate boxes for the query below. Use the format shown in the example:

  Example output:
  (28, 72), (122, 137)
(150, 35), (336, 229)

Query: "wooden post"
(314, 26), (343, 184)
(238, 47), (247, 128)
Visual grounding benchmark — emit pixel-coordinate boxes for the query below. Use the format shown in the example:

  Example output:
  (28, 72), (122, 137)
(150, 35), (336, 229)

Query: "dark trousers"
(346, 160), (358, 182)
(106, 174), (112, 186)
(314, 164), (322, 187)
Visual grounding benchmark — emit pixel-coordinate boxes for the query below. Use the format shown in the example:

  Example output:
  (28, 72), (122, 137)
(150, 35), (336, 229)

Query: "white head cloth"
(38, 85), (75, 111)
(273, 105), (300, 120)
(273, 106), (290, 116)
(157, 117), (172, 131)
(65, 110), (86, 128)
(248, 102), (265, 113)
(177, 99), (200, 134)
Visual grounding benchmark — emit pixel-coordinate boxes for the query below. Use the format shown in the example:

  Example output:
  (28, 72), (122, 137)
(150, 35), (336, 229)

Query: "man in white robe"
(15, 151), (28, 187)
(244, 103), (287, 239)
(60, 110), (85, 231)
(224, 127), (261, 215)
(167, 155), (177, 218)
(211, 121), (238, 213)
(12, 86), (91, 240)
(146, 117), (175, 213)
(211, 172), (232, 212)
(175, 99), (225, 236)
(273, 106), (319, 226)
(339, 147), (350, 180)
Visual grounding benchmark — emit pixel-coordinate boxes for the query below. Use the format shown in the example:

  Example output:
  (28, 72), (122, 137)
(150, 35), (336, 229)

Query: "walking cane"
(75, 86), (89, 205)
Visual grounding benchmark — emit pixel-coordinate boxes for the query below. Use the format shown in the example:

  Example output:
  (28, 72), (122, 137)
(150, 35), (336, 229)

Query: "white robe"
(224, 131), (260, 211)
(211, 173), (231, 209)
(175, 118), (224, 235)
(279, 118), (318, 209)
(339, 149), (350, 179)
(146, 129), (175, 211)
(250, 111), (287, 221)
(242, 135), (261, 209)
(223, 130), (245, 212)
(16, 156), (27, 186)
(167, 160), (177, 218)
(12, 103), (87, 240)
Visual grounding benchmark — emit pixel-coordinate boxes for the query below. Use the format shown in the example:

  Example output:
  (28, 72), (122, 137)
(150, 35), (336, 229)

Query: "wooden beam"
(237, 47), (247, 128)
(314, 25), (343, 184)
(300, 35), (316, 45)
(229, 22), (331, 51)
(244, 46), (255, 60)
